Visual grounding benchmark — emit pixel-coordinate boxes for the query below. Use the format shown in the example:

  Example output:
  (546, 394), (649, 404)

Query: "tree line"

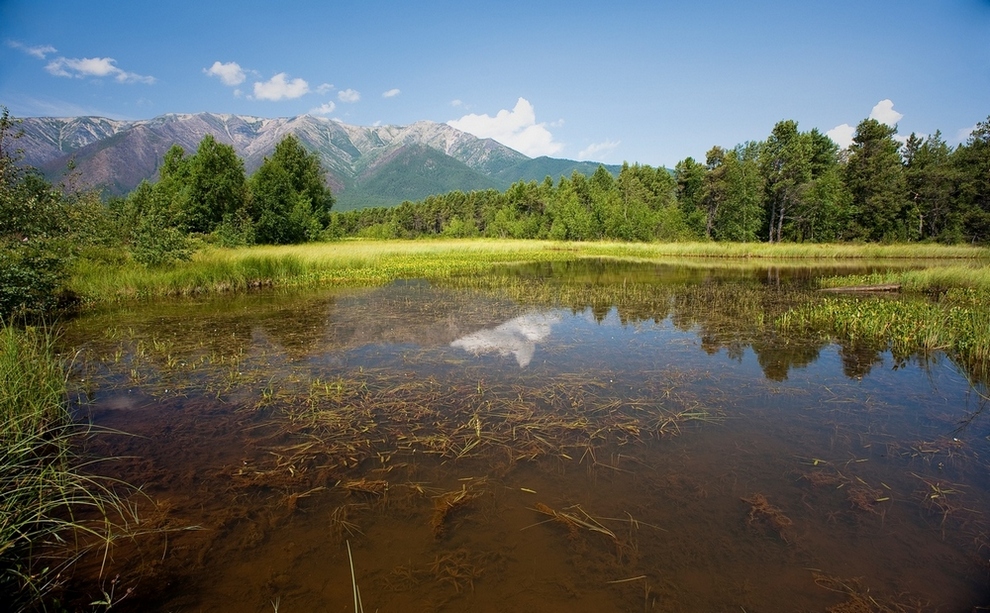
(331, 116), (990, 244)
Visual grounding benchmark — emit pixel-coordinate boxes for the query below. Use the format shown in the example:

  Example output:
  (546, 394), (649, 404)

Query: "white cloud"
(204, 61), (245, 86)
(869, 99), (903, 126)
(253, 73), (310, 101)
(317, 83), (333, 95)
(382, 88), (401, 98)
(308, 101), (336, 116)
(451, 99), (463, 107)
(447, 97), (563, 157)
(826, 99), (906, 149)
(826, 123), (857, 149)
(338, 88), (361, 103)
(578, 139), (620, 161)
(45, 56), (155, 84)
(7, 40), (57, 59)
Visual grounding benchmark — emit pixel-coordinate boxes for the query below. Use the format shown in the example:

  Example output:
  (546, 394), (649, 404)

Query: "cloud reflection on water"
(450, 313), (561, 367)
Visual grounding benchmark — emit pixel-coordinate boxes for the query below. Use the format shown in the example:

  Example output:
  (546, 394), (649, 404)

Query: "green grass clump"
(1, 323), (135, 610)
(778, 290), (990, 379)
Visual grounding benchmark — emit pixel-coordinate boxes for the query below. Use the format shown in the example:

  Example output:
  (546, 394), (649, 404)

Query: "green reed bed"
(785, 263), (990, 379)
(578, 241), (990, 261)
(69, 240), (990, 306)
(816, 264), (990, 293)
(778, 290), (990, 380)
(1, 323), (136, 611)
(69, 240), (570, 303)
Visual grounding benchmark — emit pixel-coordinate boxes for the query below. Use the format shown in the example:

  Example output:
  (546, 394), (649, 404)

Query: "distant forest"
(35, 110), (970, 246)
(101, 113), (988, 247)
(332, 117), (990, 245)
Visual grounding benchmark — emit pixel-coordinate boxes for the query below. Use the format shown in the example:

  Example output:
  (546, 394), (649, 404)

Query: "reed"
(0, 323), (137, 610)
(778, 291), (990, 380)
(816, 264), (990, 292)
(68, 239), (989, 306)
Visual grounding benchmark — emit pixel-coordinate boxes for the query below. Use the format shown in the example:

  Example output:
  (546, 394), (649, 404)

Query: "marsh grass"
(816, 264), (990, 293)
(778, 290), (990, 380)
(1, 323), (138, 611)
(69, 239), (989, 305)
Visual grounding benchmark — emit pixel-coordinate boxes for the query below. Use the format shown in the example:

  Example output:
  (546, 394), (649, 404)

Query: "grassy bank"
(69, 239), (990, 305)
(1, 323), (134, 610)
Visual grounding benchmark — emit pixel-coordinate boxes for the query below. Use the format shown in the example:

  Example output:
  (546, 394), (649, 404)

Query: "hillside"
(13, 112), (619, 208)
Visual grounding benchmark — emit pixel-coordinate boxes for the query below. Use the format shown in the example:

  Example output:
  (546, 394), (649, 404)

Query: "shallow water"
(61, 261), (990, 612)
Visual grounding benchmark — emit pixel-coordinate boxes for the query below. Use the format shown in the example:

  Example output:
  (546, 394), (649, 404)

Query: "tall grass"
(70, 239), (990, 305)
(816, 265), (990, 292)
(1, 323), (135, 611)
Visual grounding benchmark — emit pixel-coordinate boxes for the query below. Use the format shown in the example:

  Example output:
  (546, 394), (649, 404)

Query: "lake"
(61, 260), (990, 612)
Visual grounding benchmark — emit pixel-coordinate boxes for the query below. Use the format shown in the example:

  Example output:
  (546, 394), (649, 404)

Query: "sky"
(1, 0), (988, 167)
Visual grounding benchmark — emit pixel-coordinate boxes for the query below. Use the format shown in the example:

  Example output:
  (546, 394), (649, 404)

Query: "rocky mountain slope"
(12, 112), (620, 208)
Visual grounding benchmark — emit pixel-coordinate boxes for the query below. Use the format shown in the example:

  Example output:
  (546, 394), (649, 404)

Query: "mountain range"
(11, 112), (621, 210)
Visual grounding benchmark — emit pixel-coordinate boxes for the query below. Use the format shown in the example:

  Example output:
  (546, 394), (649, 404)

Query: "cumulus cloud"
(338, 88), (361, 103)
(826, 123), (857, 150)
(7, 40), (57, 59)
(308, 101), (336, 116)
(253, 73), (310, 101)
(869, 99), (904, 126)
(316, 83), (333, 95)
(450, 313), (561, 368)
(382, 88), (401, 98)
(447, 97), (563, 157)
(826, 99), (906, 149)
(451, 99), (463, 107)
(578, 139), (620, 161)
(45, 56), (155, 84)
(204, 61), (245, 86)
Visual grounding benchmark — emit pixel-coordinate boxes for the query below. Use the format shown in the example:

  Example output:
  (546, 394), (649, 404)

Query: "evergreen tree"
(174, 135), (247, 234)
(904, 131), (961, 241)
(844, 119), (909, 241)
(674, 157), (707, 235)
(759, 120), (810, 243)
(248, 135), (334, 244)
(952, 117), (990, 242)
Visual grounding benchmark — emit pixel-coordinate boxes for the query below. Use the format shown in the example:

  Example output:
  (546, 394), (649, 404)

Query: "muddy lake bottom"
(61, 263), (990, 612)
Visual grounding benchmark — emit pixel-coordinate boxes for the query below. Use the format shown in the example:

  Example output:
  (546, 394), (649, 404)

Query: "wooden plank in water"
(819, 284), (902, 293)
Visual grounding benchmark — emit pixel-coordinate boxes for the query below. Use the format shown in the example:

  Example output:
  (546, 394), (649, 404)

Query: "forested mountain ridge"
(12, 113), (619, 208)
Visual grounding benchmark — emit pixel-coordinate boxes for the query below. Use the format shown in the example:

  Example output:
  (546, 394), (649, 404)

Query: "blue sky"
(1, 0), (988, 167)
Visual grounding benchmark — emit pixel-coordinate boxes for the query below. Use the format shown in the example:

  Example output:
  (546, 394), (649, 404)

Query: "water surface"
(62, 260), (990, 612)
